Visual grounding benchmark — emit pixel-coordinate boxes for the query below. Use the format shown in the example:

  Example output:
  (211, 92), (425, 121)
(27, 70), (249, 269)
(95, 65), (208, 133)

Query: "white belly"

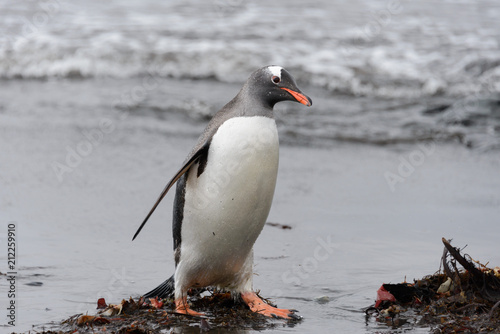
(178, 116), (279, 288)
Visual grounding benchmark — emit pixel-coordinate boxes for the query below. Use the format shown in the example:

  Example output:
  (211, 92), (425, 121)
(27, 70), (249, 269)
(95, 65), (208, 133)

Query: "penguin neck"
(234, 84), (275, 118)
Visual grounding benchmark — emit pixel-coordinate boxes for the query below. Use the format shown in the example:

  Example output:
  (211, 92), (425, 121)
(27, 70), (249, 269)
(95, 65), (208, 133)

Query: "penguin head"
(246, 65), (313, 108)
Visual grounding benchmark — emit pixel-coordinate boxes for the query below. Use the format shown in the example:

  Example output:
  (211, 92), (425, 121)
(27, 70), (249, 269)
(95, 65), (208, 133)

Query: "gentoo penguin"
(133, 65), (312, 319)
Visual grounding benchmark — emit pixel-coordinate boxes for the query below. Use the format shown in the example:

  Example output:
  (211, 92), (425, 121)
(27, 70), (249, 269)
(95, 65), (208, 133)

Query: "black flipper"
(132, 142), (209, 241)
(143, 275), (175, 298)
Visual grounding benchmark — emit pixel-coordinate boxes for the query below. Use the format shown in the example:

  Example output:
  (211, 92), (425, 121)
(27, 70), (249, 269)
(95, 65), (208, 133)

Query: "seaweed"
(366, 238), (500, 333)
(27, 290), (300, 334)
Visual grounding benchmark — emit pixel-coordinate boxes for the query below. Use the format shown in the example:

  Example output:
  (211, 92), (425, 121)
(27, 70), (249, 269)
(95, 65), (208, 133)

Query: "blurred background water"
(0, 0), (499, 333)
(1, 0), (499, 149)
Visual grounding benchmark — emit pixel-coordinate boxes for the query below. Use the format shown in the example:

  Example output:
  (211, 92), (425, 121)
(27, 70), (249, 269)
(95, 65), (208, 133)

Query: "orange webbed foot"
(241, 291), (301, 320)
(175, 297), (205, 317)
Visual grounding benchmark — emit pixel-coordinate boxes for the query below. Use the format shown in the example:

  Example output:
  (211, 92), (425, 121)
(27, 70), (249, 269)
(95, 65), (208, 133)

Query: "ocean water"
(1, 0), (499, 149)
(0, 0), (500, 333)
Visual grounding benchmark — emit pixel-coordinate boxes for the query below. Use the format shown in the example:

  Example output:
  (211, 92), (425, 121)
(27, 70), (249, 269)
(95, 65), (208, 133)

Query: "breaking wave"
(1, 0), (499, 99)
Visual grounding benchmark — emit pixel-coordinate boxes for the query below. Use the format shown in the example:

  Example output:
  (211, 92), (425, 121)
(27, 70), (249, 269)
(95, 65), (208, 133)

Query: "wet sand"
(1, 102), (499, 332)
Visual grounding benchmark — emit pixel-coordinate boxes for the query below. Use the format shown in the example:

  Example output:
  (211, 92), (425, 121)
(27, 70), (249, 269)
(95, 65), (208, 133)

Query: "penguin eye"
(272, 76), (281, 84)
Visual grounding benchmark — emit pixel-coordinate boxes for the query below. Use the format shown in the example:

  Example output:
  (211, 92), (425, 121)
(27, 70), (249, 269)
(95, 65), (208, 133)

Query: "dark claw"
(289, 309), (299, 313)
(288, 313), (302, 320)
(271, 313), (279, 319)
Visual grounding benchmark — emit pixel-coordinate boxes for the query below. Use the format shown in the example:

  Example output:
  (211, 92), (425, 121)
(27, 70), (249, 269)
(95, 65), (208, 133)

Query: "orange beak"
(281, 87), (312, 107)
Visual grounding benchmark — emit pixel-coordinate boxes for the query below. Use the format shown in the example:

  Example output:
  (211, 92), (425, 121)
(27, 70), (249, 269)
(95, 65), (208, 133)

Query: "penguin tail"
(143, 275), (175, 298)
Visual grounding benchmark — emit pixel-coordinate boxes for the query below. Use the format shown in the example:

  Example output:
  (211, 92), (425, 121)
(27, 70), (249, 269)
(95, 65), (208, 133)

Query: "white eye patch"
(267, 65), (283, 79)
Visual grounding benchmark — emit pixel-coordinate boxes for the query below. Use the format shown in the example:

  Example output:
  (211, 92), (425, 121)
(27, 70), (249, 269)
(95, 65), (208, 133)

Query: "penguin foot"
(241, 292), (300, 320)
(175, 297), (205, 317)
